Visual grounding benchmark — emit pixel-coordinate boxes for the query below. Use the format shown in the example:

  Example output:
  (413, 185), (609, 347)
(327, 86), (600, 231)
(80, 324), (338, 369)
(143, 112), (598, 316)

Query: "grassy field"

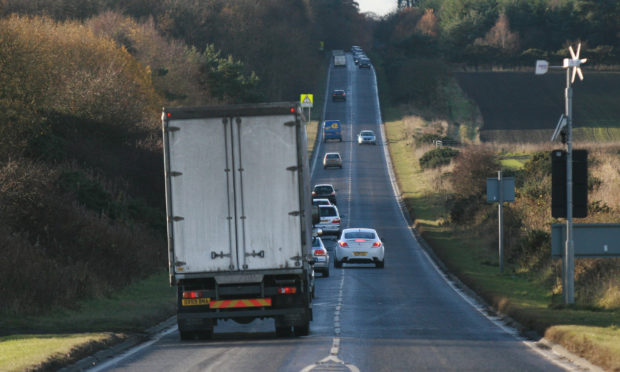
(0, 272), (175, 371)
(455, 71), (620, 142)
(385, 113), (620, 371)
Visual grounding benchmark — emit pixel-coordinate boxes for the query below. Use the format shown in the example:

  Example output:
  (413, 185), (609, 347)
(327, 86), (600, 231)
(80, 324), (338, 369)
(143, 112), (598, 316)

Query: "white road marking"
(301, 57), (361, 372)
(88, 326), (177, 371)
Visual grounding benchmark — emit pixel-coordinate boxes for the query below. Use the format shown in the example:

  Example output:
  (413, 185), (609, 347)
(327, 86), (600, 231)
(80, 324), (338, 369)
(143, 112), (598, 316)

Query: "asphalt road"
(90, 54), (572, 372)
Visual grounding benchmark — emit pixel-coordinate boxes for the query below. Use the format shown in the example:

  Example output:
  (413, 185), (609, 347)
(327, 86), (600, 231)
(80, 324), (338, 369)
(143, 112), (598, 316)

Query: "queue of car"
(310, 47), (383, 274)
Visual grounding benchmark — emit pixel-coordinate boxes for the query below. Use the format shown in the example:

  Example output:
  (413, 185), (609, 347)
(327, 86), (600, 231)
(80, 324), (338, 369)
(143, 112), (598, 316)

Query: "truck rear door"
(164, 116), (239, 273)
(231, 114), (304, 270)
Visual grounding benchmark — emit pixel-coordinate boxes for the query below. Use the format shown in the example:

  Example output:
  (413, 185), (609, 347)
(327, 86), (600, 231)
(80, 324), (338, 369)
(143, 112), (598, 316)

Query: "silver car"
(311, 236), (330, 277)
(316, 205), (341, 235)
(357, 130), (376, 145)
(323, 152), (343, 169)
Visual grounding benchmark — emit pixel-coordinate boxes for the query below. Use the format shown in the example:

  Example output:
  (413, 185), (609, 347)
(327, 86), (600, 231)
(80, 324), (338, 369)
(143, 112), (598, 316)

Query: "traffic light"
(551, 150), (587, 218)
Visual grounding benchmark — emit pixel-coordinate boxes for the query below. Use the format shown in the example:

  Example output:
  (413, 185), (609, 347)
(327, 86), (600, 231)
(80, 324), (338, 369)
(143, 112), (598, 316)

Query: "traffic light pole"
(564, 67), (575, 305)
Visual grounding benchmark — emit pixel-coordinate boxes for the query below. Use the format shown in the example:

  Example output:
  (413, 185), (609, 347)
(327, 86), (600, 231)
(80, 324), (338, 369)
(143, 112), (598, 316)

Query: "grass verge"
(385, 111), (620, 371)
(0, 271), (175, 371)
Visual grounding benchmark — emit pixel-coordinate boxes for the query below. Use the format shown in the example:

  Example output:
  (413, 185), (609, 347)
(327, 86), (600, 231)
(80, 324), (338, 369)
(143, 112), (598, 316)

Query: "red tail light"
(372, 241), (382, 247)
(339, 241), (348, 247)
(182, 291), (202, 299)
(330, 191), (335, 196)
(332, 219), (340, 223)
(313, 249), (326, 256)
(278, 287), (297, 294)
(355, 239), (366, 242)
(312, 191), (316, 196)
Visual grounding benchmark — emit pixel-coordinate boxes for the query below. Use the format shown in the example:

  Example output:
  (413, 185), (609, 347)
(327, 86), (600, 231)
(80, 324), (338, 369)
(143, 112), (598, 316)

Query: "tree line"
(376, 0), (619, 108)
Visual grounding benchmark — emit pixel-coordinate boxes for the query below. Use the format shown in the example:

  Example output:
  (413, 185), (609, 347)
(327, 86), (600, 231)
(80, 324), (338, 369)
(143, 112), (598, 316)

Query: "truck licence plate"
(182, 298), (210, 306)
(353, 252), (367, 256)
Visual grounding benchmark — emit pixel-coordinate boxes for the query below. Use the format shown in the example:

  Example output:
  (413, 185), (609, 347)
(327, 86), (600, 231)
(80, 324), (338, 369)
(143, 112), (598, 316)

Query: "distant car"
(316, 205), (341, 235)
(357, 130), (377, 145)
(335, 228), (384, 268)
(332, 89), (346, 101)
(311, 236), (330, 277)
(359, 59), (371, 68)
(312, 198), (332, 206)
(353, 53), (364, 65)
(323, 152), (343, 169)
(312, 184), (337, 205)
(351, 45), (362, 53)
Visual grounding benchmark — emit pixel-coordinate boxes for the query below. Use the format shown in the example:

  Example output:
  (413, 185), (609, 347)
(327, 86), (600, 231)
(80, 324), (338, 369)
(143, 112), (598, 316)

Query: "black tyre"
(294, 323), (310, 337)
(334, 259), (343, 268)
(179, 331), (195, 341)
(323, 268), (330, 277)
(276, 326), (293, 337)
(339, 138), (342, 142)
(376, 260), (384, 268)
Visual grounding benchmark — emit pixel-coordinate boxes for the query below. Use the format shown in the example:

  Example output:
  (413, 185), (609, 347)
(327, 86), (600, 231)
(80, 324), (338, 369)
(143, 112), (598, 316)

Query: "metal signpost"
(300, 94), (314, 135)
(486, 171), (515, 273)
(536, 44), (587, 305)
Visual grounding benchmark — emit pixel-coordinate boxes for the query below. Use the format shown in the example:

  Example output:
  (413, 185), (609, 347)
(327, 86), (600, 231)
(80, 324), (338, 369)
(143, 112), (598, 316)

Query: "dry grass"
(546, 325), (620, 372)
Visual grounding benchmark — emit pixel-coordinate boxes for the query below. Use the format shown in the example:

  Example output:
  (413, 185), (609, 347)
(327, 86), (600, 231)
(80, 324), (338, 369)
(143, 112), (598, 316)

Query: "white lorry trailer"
(334, 54), (346, 67)
(162, 102), (316, 339)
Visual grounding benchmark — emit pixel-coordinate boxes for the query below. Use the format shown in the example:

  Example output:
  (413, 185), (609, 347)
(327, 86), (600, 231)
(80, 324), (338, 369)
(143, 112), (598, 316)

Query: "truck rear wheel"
(294, 323), (310, 336)
(179, 331), (195, 341)
(275, 325), (292, 337)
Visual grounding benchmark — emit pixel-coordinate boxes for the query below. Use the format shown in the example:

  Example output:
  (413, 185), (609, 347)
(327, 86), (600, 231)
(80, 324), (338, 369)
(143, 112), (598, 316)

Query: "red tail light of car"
(339, 241), (348, 247)
(372, 241), (382, 248)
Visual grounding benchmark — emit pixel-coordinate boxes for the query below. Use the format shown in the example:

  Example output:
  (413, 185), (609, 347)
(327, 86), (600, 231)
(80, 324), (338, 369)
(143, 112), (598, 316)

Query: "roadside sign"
(486, 177), (515, 203)
(535, 60), (549, 75)
(300, 94), (313, 108)
(552, 224), (620, 258)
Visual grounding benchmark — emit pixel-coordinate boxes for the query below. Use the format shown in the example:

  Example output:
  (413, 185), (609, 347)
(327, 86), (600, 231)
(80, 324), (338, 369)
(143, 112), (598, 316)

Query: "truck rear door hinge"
(245, 250), (265, 258)
(171, 216), (184, 221)
(211, 251), (232, 259)
(289, 255), (303, 267)
(286, 166), (298, 172)
(288, 211), (301, 216)
(166, 126), (180, 132)
(169, 171), (182, 177)
(284, 121), (296, 127)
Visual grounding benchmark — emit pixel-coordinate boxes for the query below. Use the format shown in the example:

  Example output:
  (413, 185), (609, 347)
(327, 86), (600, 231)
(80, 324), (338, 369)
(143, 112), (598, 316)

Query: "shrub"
(450, 146), (500, 198)
(0, 160), (166, 315)
(420, 147), (460, 169)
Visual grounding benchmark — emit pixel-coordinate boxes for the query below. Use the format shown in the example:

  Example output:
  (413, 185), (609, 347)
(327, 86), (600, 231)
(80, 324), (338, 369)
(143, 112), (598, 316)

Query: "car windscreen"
(315, 186), (333, 193)
(312, 238), (321, 247)
(326, 154), (339, 159)
(361, 131), (374, 136)
(319, 207), (337, 217)
(344, 231), (375, 239)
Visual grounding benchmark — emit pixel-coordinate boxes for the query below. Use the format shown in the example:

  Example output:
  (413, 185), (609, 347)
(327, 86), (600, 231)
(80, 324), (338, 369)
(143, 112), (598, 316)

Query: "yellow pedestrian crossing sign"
(300, 94), (313, 108)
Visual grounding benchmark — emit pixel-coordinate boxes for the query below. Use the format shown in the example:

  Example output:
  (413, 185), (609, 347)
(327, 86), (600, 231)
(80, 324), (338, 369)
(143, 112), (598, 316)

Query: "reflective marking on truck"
(209, 298), (272, 309)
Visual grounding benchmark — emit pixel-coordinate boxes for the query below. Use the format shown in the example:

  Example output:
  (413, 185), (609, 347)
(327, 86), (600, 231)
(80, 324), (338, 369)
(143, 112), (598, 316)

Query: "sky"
(356, 0), (397, 16)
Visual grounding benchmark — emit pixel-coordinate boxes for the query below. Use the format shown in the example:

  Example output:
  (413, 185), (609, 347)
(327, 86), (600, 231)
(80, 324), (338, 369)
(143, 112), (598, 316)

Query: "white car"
(357, 130), (376, 145)
(312, 198), (332, 206)
(315, 205), (341, 235)
(335, 228), (384, 268)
